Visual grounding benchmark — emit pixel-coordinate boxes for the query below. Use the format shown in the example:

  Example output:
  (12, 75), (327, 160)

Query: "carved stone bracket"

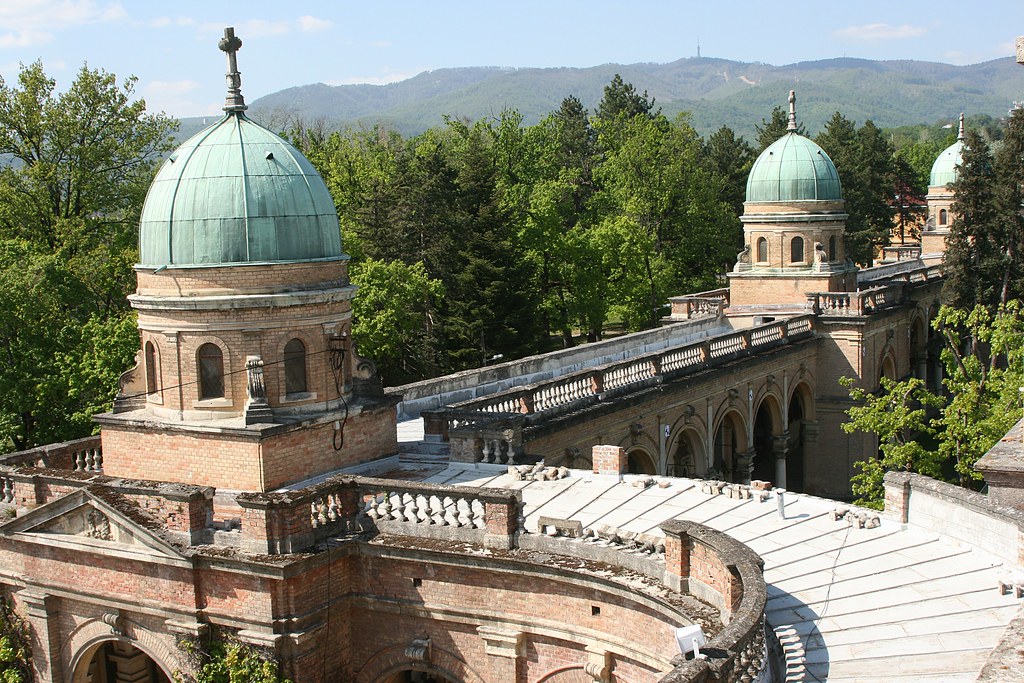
(405, 637), (431, 663)
(101, 611), (125, 636)
(584, 648), (611, 682)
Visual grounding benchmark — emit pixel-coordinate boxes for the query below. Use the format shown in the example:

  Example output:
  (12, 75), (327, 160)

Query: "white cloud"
(0, 0), (127, 47)
(0, 29), (53, 48)
(298, 15), (333, 33)
(834, 23), (926, 42)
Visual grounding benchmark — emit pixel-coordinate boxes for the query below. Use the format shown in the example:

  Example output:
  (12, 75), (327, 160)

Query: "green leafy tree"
(932, 303), (1024, 484)
(0, 599), (31, 683)
(755, 105), (804, 151)
(944, 130), (1001, 309)
(351, 259), (444, 385)
(841, 376), (944, 508)
(701, 125), (755, 221)
(594, 113), (735, 329)
(816, 113), (896, 265)
(0, 61), (173, 451)
(841, 302), (1024, 506)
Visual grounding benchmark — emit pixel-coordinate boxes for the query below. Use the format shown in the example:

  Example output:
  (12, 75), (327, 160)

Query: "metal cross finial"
(957, 112), (965, 140)
(219, 27), (247, 112)
(787, 90), (798, 132)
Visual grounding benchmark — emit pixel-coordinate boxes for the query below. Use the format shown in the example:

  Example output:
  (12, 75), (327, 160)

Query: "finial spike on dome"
(787, 90), (798, 132)
(219, 27), (247, 112)
(957, 113), (965, 141)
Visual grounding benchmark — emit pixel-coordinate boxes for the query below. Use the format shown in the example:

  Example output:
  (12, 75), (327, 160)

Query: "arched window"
(790, 236), (805, 263)
(756, 237), (768, 262)
(828, 235), (837, 262)
(939, 209), (948, 226)
(284, 338), (307, 395)
(197, 343), (224, 400)
(145, 341), (158, 394)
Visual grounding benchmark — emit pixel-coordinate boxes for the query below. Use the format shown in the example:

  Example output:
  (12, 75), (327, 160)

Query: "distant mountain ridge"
(181, 56), (1023, 140)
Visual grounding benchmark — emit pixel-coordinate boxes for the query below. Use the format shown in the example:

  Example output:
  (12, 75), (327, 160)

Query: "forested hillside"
(242, 56), (1023, 139)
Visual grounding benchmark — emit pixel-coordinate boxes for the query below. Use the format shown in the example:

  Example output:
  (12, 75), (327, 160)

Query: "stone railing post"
(237, 492), (316, 554)
(483, 492), (521, 550)
(592, 445), (626, 478)
(883, 471), (913, 525)
(660, 520), (690, 593)
(421, 410), (449, 442)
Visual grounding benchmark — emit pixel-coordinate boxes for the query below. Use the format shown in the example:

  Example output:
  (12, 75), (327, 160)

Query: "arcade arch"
(626, 447), (658, 475)
(72, 640), (171, 683)
(668, 428), (705, 478)
(713, 409), (748, 483)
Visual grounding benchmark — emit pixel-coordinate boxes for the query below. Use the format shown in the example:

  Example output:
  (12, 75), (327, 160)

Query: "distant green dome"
(139, 112), (343, 267)
(745, 132), (843, 203)
(930, 139), (965, 188)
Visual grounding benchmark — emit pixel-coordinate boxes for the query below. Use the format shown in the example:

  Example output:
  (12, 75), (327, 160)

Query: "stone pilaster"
(477, 625), (522, 682)
(17, 590), (63, 683)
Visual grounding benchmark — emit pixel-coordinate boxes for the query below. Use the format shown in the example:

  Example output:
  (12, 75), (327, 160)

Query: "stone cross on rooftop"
(787, 90), (798, 131)
(219, 27), (247, 112)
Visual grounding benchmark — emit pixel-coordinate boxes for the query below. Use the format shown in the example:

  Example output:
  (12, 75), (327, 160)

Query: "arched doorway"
(752, 397), (782, 484)
(786, 384), (812, 493)
(713, 410), (747, 483)
(626, 447), (657, 475)
(76, 641), (170, 683)
(383, 671), (458, 683)
(668, 429), (705, 478)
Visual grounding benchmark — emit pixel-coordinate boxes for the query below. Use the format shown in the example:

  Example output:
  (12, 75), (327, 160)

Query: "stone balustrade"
(666, 288), (730, 320)
(0, 435), (103, 472)
(435, 316), (816, 463)
(237, 476), (523, 554)
(807, 282), (908, 316)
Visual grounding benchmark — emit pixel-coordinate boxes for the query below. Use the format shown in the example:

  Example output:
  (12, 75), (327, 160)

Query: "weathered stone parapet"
(976, 417), (1024, 509)
(883, 470), (1024, 568)
(659, 519), (767, 683)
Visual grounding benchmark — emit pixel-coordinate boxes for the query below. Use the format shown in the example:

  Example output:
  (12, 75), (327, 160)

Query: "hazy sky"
(1, 0), (1022, 118)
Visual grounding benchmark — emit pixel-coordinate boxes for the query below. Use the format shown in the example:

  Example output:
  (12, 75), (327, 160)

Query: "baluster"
(366, 494), (381, 520)
(442, 496), (458, 526)
(428, 495), (444, 525)
(316, 499), (329, 527)
(481, 440), (493, 464)
(378, 492), (392, 520)
(389, 493), (404, 521)
(456, 498), (472, 527)
(325, 493), (338, 522)
(415, 494), (430, 523)
(2, 477), (12, 503)
(470, 499), (485, 529)
(74, 451), (84, 472)
(402, 492), (418, 522)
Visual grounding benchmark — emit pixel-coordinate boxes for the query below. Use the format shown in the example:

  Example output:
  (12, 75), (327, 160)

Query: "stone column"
(17, 590), (63, 683)
(772, 433), (789, 489)
(108, 641), (150, 683)
(477, 626), (522, 682)
(735, 449), (756, 485)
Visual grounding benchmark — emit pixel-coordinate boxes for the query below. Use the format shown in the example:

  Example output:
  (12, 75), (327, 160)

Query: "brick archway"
(536, 667), (595, 682)
(355, 643), (484, 683)
(64, 617), (186, 683)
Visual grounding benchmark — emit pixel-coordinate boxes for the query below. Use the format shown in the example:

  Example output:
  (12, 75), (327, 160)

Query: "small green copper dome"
(138, 112), (343, 267)
(745, 132), (843, 203)
(930, 115), (966, 188)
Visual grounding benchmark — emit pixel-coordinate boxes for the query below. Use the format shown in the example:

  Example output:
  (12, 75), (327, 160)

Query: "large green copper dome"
(745, 132), (843, 203)
(138, 112), (343, 267)
(930, 114), (966, 188)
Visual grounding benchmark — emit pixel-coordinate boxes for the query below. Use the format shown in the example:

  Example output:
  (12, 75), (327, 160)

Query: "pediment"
(0, 487), (188, 560)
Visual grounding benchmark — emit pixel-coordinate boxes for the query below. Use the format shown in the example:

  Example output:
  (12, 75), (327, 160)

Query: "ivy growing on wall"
(0, 599), (32, 683)
(175, 631), (290, 683)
